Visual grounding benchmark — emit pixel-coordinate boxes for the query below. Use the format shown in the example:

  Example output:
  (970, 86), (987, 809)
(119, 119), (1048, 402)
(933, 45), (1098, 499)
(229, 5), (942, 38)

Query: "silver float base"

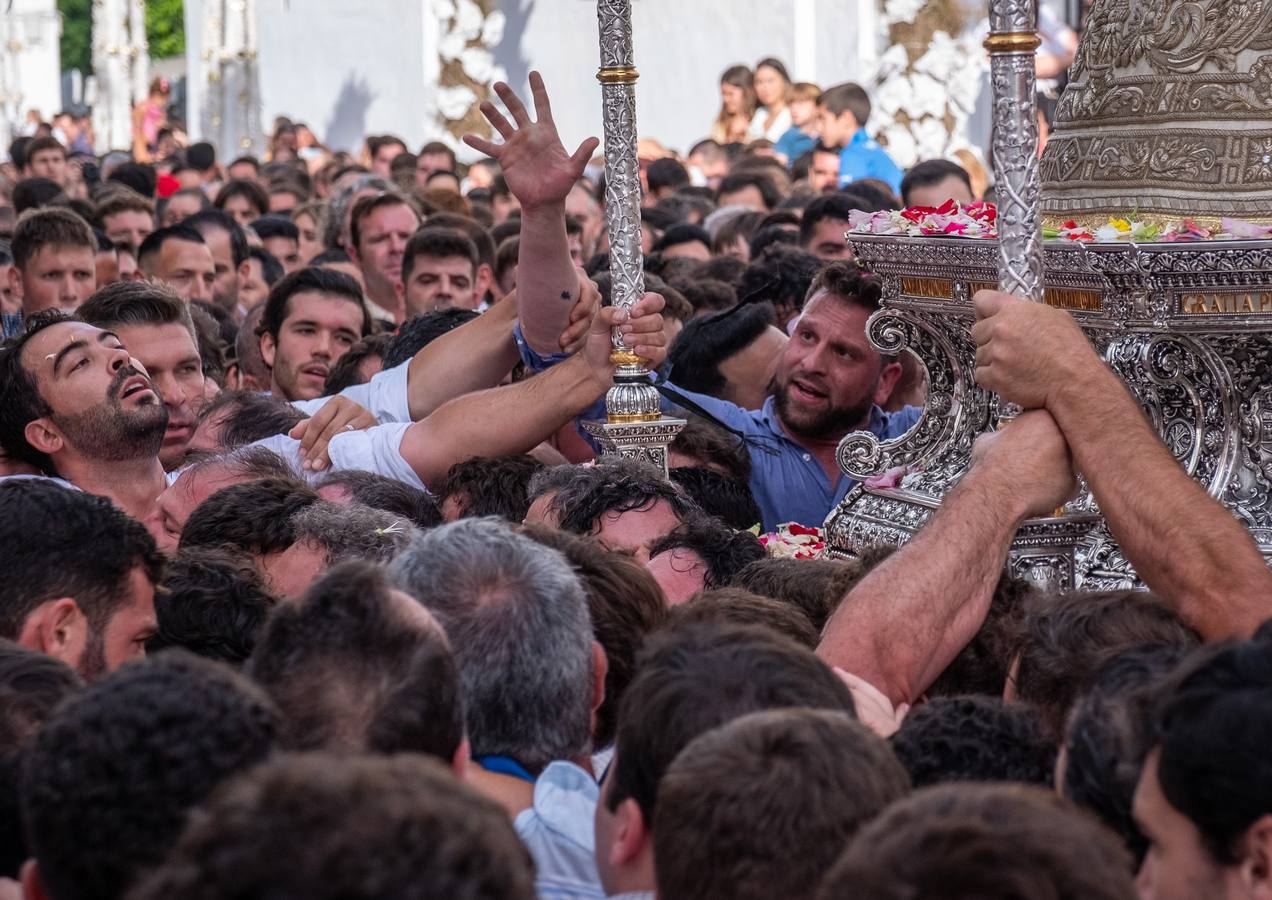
(826, 234), (1272, 589)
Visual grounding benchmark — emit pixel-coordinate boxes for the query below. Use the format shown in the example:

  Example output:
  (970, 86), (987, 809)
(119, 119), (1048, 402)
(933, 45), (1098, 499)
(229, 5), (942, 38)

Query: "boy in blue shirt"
(774, 82), (822, 166)
(816, 82), (903, 196)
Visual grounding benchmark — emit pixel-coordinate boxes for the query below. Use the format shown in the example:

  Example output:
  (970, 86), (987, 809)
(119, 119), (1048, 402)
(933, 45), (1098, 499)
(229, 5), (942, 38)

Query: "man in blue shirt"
(517, 259), (920, 531)
(817, 82), (904, 196)
(661, 259), (919, 530)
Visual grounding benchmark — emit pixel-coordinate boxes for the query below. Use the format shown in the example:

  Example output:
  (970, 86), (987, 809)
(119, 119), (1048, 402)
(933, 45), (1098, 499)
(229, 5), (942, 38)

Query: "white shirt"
(290, 358), (413, 424)
(749, 105), (792, 143)
(515, 761), (606, 900)
(250, 422), (425, 490)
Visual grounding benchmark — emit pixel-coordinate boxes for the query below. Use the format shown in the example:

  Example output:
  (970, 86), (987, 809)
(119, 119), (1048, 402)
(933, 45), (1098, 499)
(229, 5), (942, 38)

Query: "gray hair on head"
(322, 174), (395, 250)
(182, 445), (299, 483)
(389, 517), (595, 772)
(290, 501), (419, 566)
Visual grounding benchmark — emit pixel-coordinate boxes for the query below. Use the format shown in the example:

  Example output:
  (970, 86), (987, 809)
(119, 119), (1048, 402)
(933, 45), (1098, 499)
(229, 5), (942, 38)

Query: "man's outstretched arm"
(463, 71), (599, 357)
(973, 290), (1272, 640)
(399, 294), (665, 489)
(817, 412), (1076, 706)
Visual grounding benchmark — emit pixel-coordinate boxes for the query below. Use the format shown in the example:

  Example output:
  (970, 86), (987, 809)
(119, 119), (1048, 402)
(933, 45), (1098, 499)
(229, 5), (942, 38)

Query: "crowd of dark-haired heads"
(1, 50), (1271, 900)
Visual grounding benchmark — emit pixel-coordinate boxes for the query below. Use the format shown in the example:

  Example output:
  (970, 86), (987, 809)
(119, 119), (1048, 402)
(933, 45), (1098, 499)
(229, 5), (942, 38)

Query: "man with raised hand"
(971, 289), (1272, 639)
(462, 71), (599, 368)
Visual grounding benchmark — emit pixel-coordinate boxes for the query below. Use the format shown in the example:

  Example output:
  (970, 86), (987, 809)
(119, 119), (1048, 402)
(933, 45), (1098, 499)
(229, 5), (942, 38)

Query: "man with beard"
(525, 262), (914, 529)
(662, 260), (916, 528)
(0, 309), (170, 520)
(78, 282), (208, 471)
(0, 478), (161, 680)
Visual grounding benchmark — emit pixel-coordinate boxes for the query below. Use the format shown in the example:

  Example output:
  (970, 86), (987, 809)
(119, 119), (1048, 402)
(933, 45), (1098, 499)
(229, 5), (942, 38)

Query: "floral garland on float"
(848, 200), (1272, 243)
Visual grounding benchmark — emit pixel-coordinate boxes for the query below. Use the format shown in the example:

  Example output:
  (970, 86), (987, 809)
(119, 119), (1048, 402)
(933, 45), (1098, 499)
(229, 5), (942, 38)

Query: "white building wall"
(3, 0), (62, 139)
(254, 0), (434, 152)
(491, 0), (867, 155)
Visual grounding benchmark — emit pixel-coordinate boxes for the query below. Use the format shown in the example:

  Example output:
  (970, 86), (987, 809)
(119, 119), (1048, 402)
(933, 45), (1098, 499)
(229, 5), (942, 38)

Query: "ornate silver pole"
(584, 0), (684, 472)
(985, 1), (1044, 301)
(985, 0), (1043, 424)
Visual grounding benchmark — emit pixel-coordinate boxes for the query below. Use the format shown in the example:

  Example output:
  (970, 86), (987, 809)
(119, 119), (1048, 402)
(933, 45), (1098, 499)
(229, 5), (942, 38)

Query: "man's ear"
(237, 259), (252, 284)
(591, 640), (609, 718)
(1239, 814), (1272, 899)
(476, 263), (499, 302)
(24, 418), (64, 458)
(346, 241), (362, 267)
(610, 797), (651, 867)
(21, 858), (49, 900)
(15, 598), (87, 671)
(872, 358), (904, 407)
(259, 330), (276, 370)
(8, 264), (23, 303)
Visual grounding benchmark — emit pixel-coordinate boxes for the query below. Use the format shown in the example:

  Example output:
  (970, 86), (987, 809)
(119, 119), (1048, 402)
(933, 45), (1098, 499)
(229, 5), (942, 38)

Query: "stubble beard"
(772, 375), (875, 443)
(52, 368), (169, 463)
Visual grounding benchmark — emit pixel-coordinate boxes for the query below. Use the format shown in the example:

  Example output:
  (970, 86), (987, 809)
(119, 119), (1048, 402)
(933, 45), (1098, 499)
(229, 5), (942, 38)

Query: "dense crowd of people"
(0, 51), (1271, 900)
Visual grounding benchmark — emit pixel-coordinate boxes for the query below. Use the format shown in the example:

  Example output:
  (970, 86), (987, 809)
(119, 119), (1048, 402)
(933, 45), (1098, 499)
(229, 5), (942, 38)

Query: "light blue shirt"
(774, 126), (817, 166)
(838, 128), (904, 195)
(666, 387), (923, 531)
(515, 761), (606, 900)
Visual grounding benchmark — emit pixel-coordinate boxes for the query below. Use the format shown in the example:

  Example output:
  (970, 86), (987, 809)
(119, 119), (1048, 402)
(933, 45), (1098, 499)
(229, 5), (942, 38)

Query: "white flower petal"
(437, 84), (478, 120)
(439, 32), (466, 62)
(482, 10), (506, 46)
(460, 47), (495, 83)
(454, 0), (485, 39)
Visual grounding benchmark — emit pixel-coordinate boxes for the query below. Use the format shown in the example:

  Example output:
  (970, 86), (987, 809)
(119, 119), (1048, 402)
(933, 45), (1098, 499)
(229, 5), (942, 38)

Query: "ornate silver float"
(825, 0), (1272, 588)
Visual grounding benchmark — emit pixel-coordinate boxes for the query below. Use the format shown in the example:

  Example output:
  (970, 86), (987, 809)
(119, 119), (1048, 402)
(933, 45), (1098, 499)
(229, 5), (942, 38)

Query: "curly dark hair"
(648, 516), (766, 590)
(804, 258), (883, 313)
(439, 454), (546, 522)
(889, 695), (1056, 789)
(0, 642), (81, 878)
(551, 458), (699, 536)
(149, 546), (278, 666)
(740, 243), (822, 317)
(19, 651), (278, 900)
(1062, 644), (1190, 866)
(668, 466), (761, 531)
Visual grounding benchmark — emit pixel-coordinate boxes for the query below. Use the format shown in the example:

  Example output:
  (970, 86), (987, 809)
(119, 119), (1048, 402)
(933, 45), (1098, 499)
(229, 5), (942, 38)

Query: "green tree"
(58, 0), (92, 74)
(58, 0), (185, 74)
(146, 0), (186, 60)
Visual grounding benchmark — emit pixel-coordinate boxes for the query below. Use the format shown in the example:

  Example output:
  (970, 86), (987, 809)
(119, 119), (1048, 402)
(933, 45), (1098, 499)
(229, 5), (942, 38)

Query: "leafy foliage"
(58, 0), (92, 74)
(146, 0), (186, 60)
(57, 0), (186, 74)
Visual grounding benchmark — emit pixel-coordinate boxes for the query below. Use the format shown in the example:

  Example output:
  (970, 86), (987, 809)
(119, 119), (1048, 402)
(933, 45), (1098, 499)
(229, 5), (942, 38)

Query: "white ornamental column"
(128, 0), (149, 111)
(92, 0), (133, 152)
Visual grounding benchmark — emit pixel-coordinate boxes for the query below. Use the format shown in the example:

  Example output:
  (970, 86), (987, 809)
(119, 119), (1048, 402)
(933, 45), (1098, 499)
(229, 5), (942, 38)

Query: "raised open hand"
(463, 71), (600, 212)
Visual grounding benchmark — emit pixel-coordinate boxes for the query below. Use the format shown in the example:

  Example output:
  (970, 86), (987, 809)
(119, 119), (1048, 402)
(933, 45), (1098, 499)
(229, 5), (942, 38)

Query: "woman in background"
(711, 65), (756, 145)
(749, 58), (793, 142)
